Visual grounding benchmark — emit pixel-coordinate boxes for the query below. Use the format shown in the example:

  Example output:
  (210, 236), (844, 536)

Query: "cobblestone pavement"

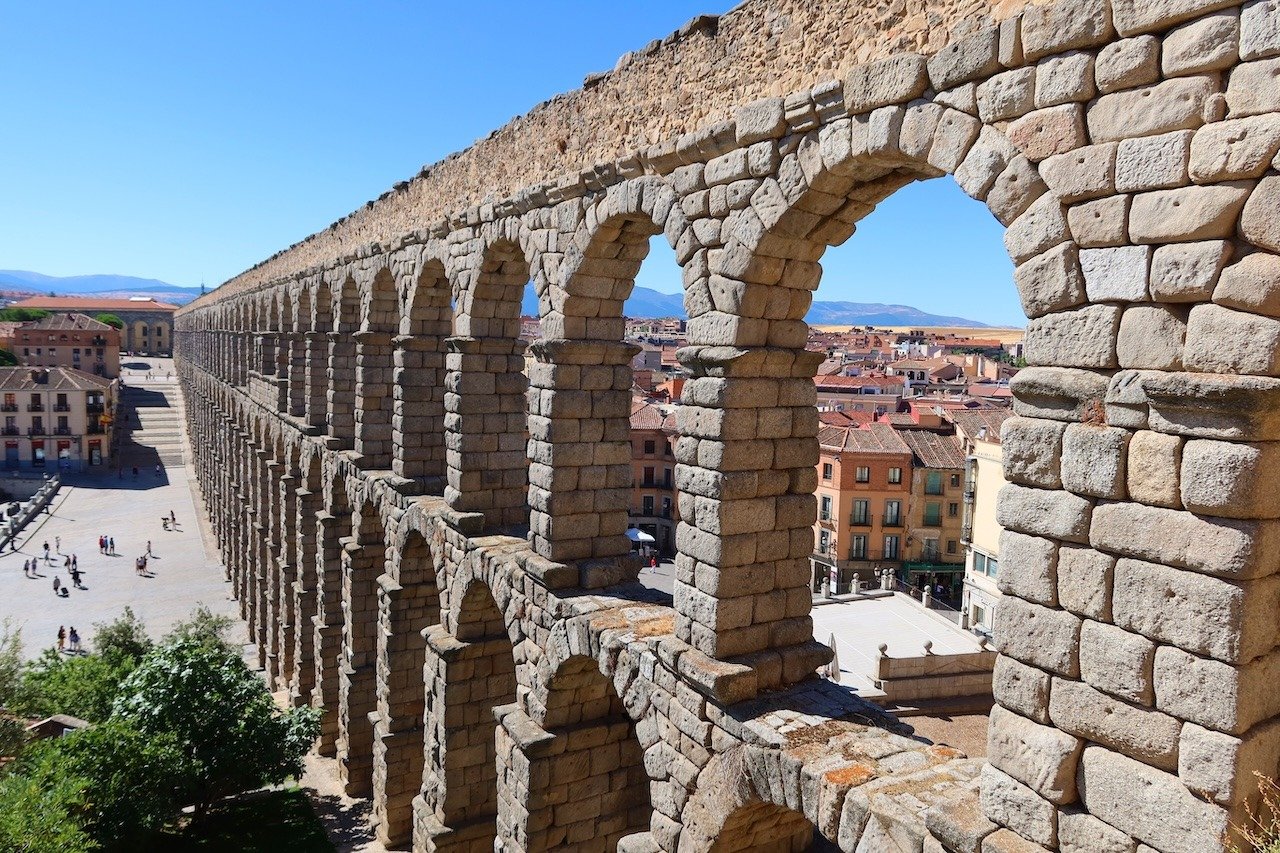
(0, 370), (246, 661)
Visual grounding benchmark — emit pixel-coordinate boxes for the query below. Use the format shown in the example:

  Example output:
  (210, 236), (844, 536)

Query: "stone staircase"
(115, 382), (186, 469)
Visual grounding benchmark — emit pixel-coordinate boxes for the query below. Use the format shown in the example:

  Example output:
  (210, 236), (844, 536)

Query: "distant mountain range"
(523, 285), (990, 327)
(0, 270), (989, 327)
(0, 270), (203, 305)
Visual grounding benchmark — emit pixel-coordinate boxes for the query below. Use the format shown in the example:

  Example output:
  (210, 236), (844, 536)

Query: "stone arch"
(326, 274), (360, 446)
(372, 525), (440, 845)
(337, 495), (387, 796)
(312, 469), (353, 755)
(394, 257), (452, 486)
(681, 749), (816, 853)
(304, 279), (331, 429)
(287, 284), (310, 417)
(444, 234), (532, 530)
(353, 268), (399, 469)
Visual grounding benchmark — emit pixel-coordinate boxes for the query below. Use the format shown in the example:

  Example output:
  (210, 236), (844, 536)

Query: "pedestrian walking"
(68, 627), (79, 653)
(109, 536), (115, 555)
(71, 554), (77, 570)
(53, 576), (61, 596)
(63, 555), (70, 570)
(42, 541), (50, 563)
(169, 509), (176, 524)
(70, 567), (81, 589)
(146, 540), (152, 557)
(55, 535), (60, 553)
(57, 626), (65, 652)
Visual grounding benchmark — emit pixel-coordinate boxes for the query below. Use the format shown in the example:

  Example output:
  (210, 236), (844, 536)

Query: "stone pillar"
(256, 332), (277, 376)
(290, 487), (323, 707)
(673, 346), (831, 691)
(527, 339), (639, 564)
(328, 332), (357, 448)
(275, 472), (299, 692)
(443, 336), (528, 530)
(287, 332), (306, 418)
(392, 335), (446, 489)
(304, 331), (329, 430)
(354, 330), (395, 469)
(338, 531), (383, 796)
(312, 512), (345, 756)
(372, 573), (433, 846)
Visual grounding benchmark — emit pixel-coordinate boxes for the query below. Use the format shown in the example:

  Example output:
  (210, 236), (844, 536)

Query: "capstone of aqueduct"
(174, 0), (1280, 849)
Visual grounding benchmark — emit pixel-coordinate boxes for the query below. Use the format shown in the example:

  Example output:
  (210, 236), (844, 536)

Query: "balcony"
(882, 516), (903, 528)
(87, 424), (105, 435)
(26, 404), (43, 413)
(0, 404), (16, 413)
(53, 427), (72, 436)
(86, 403), (104, 414)
(849, 515), (871, 527)
(27, 427), (45, 436)
(1, 427), (18, 436)
(53, 403), (71, 413)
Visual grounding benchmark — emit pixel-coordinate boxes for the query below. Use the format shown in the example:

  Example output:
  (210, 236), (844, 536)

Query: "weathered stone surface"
(1013, 243), (1087, 318)
(1001, 416), (1066, 489)
(1010, 366), (1109, 422)
(1007, 104), (1087, 162)
(1128, 183), (1251, 244)
(1141, 370), (1280, 441)
(1181, 438), (1280, 518)
(1091, 500), (1280, 579)
(1113, 557), (1280, 662)
(1241, 0), (1280, 60)
(1048, 678), (1181, 770)
(1080, 246), (1149, 302)
(1241, 175), (1280, 252)
(925, 788), (1000, 853)
(1126, 430), (1183, 509)
(1163, 10), (1241, 76)
(1095, 36), (1159, 94)
(1112, 0), (1239, 35)
(1058, 810), (1137, 853)
(997, 483), (1093, 544)
(1179, 720), (1280, 804)
(977, 68), (1037, 123)
(1214, 251), (1280, 316)
(1104, 369), (1153, 430)
(980, 764), (1058, 847)
(736, 98), (786, 145)
(997, 530), (1059, 606)
(1077, 746), (1231, 853)
(1116, 305), (1186, 371)
(1079, 618), (1154, 705)
(1040, 144), (1115, 203)
(1190, 114), (1280, 182)
(1004, 193), (1070, 265)
(1034, 52), (1095, 109)
(1061, 423), (1129, 499)
(1056, 545), (1115, 621)
(1026, 304), (1120, 368)
(1154, 645), (1280, 733)
(1226, 57), (1280, 117)
(1086, 76), (1216, 143)
(845, 54), (929, 114)
(1022, 0), (1113, 60)
(993, 597), (1082, 678)
(1067, 195), (1129, 248)
(1149, 240), (1230, 302)
(993, 655), (1052, 724)
(988, 704), (1083, 804)
(1114, 130), (1192, 193)
(1183, 303), (1280, 376)
(928, 27), (1000, 91)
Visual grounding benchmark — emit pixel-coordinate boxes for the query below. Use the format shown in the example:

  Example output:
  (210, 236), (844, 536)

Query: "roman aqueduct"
(174, 0), (1280, 849)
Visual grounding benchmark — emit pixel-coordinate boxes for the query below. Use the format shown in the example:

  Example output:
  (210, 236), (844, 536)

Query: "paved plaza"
(0, 365), (245, 661)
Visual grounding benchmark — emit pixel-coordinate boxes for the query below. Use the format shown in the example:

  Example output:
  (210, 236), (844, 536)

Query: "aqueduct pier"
(175, 0), (1280, 849)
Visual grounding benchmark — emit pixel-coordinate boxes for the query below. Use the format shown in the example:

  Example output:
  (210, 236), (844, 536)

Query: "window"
(644, 439), (656, 455)
(643, 466), (655, 486)
(924, 502), (942, 526)
(822, 462), (833, 481)
(884, 500), (901, 526)
(661, 497), (671, 519)
(642, 495), (654, 516)
(951, 473), (962, 487)
(850, 535), (867, 560)
(663, 468), (672, 488)
(819, 530), (831, 554)
(884, 535), (900, 560)
(972, 604), (988, 629)
(924, 538), (940, 560)
(72, 348), (80, 356)
(663, 439), (672, 457)
(987, 557), (999, 578)
(855, 466), (870, 483)
(888, 467), (902, 484)
(948, 502), (960, 518)
(946, 539), (958, 555)
(925, 471), (943, 494)
(820, 495), (832, 521)
(973, 552), (987, 575)
(851, 499), (869, 525)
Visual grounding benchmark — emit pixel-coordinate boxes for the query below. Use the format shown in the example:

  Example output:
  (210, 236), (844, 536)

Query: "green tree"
(14, 650), (134, 723)
(161, 603), (234, 651)
(111, 639), (320, 815)
(0, 768), (94, 853)
(92, 607), (152, 663)
(0, 308), (50, 323)
(0, 619), (24, 760)
(0, 350), (17, 367)
(92, 313), (124, 330)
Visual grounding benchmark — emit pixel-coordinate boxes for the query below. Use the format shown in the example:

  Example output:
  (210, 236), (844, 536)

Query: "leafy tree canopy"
(0, 350), (17, 367)
(92, 314), (124, 330)
(0, 308), (50, 323)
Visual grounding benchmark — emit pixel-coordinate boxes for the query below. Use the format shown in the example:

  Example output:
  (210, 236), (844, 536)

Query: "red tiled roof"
(898, 429), (966, 469)
(11, 296), (179, 312)
(949, 409), (1013, 445)
(818, 422), (912, 454)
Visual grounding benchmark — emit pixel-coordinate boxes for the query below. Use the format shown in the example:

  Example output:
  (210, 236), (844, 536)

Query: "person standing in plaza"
(71, 554), (77, 571)
(53, 575), (61, 596)
(55, 535), (60, 553)
(146, 540), (152, 557)
(43, 541), (50, 563)
(57, 626), (65, 652)
(109, 536), (115, 555)
(68, 627), (79, 653)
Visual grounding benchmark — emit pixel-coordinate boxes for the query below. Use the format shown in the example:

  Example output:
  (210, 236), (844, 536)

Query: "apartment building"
(9, 296), (176, 356)
(898, 429), (967, 601)
(629, 398), (678, 556)
(951, 409), (1012, 635)
(0, 368), (115, 470)
(812, 423), (912, 592)
(15, 313), (121, 378)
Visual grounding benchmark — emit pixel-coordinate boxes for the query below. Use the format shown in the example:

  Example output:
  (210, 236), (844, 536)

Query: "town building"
(15, 314), (121, 378)
(7, 296), (177, 356)
(897, 429), (967, 602)
(813, 374), (905, 415)
(950, 409), (1012, 636)
(628, 398), (678, 556)
(0, 368), (115, 470)
(812, 423), (912, 593)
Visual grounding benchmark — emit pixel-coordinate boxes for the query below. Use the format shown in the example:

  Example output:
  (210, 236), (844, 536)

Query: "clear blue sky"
(0, 2), (1022, 326)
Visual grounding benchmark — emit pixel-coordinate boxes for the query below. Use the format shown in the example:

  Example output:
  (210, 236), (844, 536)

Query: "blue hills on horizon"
(0, 270), (992, 326)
